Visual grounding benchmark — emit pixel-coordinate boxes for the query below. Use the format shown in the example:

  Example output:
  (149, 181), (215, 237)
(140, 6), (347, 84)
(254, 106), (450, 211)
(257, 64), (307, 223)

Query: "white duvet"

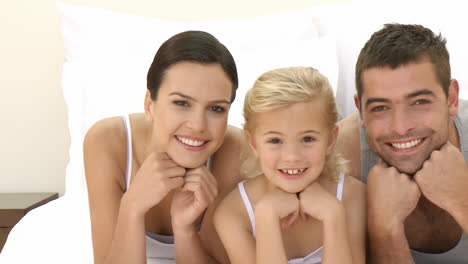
(0, 193), (94, 264)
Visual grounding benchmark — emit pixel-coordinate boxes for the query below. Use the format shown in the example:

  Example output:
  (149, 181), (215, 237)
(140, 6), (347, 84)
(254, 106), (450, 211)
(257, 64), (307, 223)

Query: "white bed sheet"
(0, 193), (93, 264)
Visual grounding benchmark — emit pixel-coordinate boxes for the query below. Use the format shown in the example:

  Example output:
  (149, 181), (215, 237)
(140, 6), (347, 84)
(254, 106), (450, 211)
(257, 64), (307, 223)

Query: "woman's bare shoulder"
(83, 116), (131, 188)
(84, 116), (127, 155)
(222, 125), (245, 149)
(211, 125), (248, 192)
(84, 113), (147, 155)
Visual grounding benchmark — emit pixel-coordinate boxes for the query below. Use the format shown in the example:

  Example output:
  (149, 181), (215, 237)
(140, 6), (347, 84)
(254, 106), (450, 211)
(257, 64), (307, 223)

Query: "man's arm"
(368, 222), (414, 264)
(414, 142), (468, 233)
(367, 161), (420, 264)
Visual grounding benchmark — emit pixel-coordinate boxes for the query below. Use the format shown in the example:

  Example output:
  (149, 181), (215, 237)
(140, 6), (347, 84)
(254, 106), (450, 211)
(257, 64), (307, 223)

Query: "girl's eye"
(174, 100), (189, 107)
(303, 136), (315, 143)
(268, 138), (281, 144)
(209, 105), (226, 113)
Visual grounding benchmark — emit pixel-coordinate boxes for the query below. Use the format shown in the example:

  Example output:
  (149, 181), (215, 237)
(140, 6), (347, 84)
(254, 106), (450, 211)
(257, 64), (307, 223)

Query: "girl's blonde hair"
(241, 66), (348, 182)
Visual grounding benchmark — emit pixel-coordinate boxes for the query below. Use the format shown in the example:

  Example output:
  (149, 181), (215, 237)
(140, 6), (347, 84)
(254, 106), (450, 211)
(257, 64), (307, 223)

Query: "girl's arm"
(214, 189), (257, 264)
(322, 176), (367, 264)
(254, 200), (290, 264)
(342, 176), (366, 264)
(321, 203), (354, 264)
(215, 197), (291, 264)
(299, 181), (359, 264)
(199, 126), (250, 263)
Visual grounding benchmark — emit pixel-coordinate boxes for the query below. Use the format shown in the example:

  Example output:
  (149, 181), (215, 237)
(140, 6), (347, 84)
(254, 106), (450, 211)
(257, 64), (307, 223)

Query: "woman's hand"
(170, 165), (218, 233)
(125, 152), (186, 216)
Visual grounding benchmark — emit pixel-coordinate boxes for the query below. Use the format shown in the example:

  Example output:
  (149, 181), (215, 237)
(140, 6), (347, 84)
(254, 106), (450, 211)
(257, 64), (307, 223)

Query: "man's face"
(357, 60), (457, 174)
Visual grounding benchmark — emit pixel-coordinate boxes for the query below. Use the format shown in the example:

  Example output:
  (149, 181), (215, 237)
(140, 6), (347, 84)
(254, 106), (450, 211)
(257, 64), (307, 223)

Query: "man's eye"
(209, 105), (226, 113)
(174, 100), (189, 107)
(415, 99), (430, 105)
(371, 105), (388, 112)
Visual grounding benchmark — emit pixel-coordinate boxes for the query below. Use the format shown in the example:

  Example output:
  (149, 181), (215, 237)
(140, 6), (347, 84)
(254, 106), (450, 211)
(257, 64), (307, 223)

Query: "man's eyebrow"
(364, 89), (436, 108)
(365, 98), (390, 108)
(407, 89), (436, 99)
(169, 92), (230, 104)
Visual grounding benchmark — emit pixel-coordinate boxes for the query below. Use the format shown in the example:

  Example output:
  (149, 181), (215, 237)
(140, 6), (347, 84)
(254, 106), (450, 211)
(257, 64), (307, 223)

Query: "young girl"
(214, 67), (366, 264)
(84, 31), (245, 264)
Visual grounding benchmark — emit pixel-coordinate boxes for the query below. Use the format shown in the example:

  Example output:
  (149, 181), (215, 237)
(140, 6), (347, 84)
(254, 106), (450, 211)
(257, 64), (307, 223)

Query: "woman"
(84, 30), (245, 264)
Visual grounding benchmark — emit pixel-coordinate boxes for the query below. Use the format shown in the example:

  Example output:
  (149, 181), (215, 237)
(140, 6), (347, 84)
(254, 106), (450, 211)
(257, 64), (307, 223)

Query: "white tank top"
(122, 115), (175, 263)
(238, 173), (345, 264)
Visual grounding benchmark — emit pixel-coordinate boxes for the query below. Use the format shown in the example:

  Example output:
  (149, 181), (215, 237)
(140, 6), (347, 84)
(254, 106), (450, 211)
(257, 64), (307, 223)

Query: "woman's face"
(145, 61), (233, 168)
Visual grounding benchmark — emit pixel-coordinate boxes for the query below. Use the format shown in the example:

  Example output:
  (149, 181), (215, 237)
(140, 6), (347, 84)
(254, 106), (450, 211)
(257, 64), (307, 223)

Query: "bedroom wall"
(0, 0), (351, 196)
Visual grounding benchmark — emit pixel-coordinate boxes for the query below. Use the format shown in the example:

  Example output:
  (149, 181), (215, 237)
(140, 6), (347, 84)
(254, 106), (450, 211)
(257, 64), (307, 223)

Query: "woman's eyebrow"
(169, 92), (230, 104)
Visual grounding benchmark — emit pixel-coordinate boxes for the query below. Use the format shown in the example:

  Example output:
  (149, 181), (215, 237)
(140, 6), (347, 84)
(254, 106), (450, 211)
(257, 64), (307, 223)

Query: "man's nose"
(390, 107), (415, 136)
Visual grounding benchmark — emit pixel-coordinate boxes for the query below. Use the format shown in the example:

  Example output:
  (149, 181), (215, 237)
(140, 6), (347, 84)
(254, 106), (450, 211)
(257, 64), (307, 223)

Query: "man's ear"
(244, 129), (258, 158)
(327, 126), (339, 155)
(448, 79), (460, 117)
(144, 90), (154, 122)
(354, 94), (365, 128)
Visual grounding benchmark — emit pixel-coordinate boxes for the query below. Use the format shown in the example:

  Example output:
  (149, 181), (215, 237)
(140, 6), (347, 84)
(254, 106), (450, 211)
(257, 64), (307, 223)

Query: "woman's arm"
(85, 117), (186, 264)
(84, 118), (146, 264)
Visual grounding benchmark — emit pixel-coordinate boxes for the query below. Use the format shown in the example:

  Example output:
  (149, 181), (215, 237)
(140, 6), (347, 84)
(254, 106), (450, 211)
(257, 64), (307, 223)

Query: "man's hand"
(367, 159), (421, 232)
(414, 142), (468, 216)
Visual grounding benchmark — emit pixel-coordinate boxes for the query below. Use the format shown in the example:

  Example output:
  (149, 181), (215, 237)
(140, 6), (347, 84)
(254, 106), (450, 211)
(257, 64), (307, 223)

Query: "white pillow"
(57, 2), (339, 195)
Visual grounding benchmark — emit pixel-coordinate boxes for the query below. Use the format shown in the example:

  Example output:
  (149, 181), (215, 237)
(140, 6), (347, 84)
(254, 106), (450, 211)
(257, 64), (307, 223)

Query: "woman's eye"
(268, 138), (281, 144)
(303, 136), (315, 143)
(209, 105), (226, 113)
(174, 100), (189, 107)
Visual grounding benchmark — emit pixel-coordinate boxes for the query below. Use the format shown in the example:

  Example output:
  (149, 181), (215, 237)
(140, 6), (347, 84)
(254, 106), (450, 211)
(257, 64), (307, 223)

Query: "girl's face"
(246, 99), (337, 193)
(145, 61), (233, 168)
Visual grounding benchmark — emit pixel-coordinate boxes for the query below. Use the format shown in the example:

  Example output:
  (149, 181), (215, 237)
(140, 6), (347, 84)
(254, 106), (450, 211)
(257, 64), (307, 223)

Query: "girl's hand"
(299, 182), (343, 222)
(170, 165), (218, 233)
(125, 152), (186, 216)
(256, 187), (300, 228)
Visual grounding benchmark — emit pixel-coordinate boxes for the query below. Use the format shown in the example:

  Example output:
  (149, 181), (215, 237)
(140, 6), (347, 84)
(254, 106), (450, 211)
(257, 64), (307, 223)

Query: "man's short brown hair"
(355, 23), (450, 103)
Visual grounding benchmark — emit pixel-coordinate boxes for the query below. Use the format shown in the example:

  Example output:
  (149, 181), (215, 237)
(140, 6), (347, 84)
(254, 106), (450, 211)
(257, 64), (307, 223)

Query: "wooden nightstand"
(0, 192), (58, 252)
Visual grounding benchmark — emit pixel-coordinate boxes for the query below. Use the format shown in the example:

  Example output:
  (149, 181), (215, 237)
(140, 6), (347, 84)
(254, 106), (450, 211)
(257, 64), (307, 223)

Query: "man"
(337, 23), (468, 263)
